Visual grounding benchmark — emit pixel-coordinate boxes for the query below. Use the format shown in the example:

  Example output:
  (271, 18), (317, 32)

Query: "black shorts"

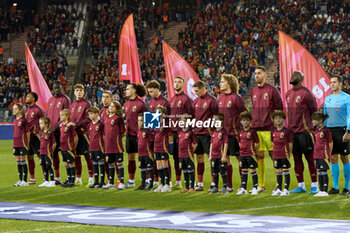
(28, 135), (40, 155)
(138, 156), (154, 169)
(194, 134), (211, 154)
(273, 158), (291, 169)
(179, 157), (195, 171)
(228, 136), (240, 156)
(239, 156), (258, 169)
(329, 127), (350, 155)
(292, 132), (314, 155)
(155, 152), (169, 160)
(40, 154), (52, 167)
(90, 151), (105, 161)
(126, 135), (138, 153)
(61, 150), (75, 163)
(211, 158), (227, 171)
(106, 153), (123, 163)
(76, 134), (89, 156)
(315, 158), (330, 170)
(13, 147), (27, 156)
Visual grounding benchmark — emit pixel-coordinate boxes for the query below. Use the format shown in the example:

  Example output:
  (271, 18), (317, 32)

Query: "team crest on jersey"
(57, 101), (61, 108)
(334, 104), (340, 111)
(64, 127), (68, 132)
(253, 95), (257, 100)
(247, 132), (251, 138)
(320, 132), (324, 138)
(78, 106), (82, 112)
(132, 106), (137, 112)
(185, 133), (189, 139)
(31, 112), (35, 118)
(142, 132), (146, 138)
(287, 97), (290, 103)
(264, 93), (268, 100)
(219, 102), (222, 106)
(72, 107), (74, 112)
(50, 103), (53, 108)
(177, 101), (182, 107)
(111, 120), (115, 125)
(95, 126), (99, 131)
(45, 134), (49, 140)
(227, 101), (231, 107)
(296, 96), (301, 103)
(280, 132), (284, 138)
(195, 104), (199, 108)
(125, 107), (128, 112)
(218, 133), (222, 139)
(18, 121), (22, 127)
(203, 103), (207, 109)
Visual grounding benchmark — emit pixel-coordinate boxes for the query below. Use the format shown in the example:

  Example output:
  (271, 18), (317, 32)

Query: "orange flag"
(25, 42), (52, 111)
(119, 14), (143, 84)
(163, 41), (200, 100)
(279, 31), (331, 108)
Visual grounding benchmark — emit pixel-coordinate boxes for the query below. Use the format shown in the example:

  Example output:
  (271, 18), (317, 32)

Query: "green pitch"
(0, 140), (349, 232)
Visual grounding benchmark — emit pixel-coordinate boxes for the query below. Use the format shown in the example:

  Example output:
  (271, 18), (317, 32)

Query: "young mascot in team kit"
(237, 111), (260, 195)
(87, 106), (105, 189)
(209, 113), (229, 194)
(103, 101), (126, 190)
(59, 109), (78, 188)
(12, 103), (30, 187)
(177, 115), (197, 193)
(271, 110), (292, 196)
(136, 113), (155, 191)
(312, 112), (333, 197)
(38, 117), (56, 187)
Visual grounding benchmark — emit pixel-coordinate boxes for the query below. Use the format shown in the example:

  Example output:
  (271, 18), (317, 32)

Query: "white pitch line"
(218, 198), (350, 213)
(3, 225), (80, 233)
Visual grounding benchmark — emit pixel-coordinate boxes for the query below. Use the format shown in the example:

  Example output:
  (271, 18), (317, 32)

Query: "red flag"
(279, 31), (331, 108)
(119, 14), (142, 84)
(163, 41), (200, 100)
(25, 42), (52, 111)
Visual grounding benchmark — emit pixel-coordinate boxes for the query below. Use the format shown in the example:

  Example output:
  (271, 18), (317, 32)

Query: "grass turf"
(0, 139), (349, 232)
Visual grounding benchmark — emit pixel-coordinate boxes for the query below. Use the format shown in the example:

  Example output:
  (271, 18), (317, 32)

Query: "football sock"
(53, 153), (60, 178)
(298, 182), (305, 188)
(109, 165), (115, 184)
(141, 169), (146, 187)
(197, 162), (204, 183)
(17, 161), (22, 181)
(189, 171), (195, 189)
(84, 154), (94, 178)
(148, 168), (154, 187)
(153, 165), (159, 182)
(331, 163), (339, 190)
(311, 182), (318, 188)
(213, 169), (219, 188)
(251, 171), (258, 189)
(164, 166), (170, 185)
(239, 167), (242, 182)
(293, 154), (304, 183)
(75, 156), (82, 178)
(227, 164), (233, 187)
(322, 171), (328, 192)
(28, 157), (35, 180)
(257, 158), (265, 187)
(184, 172), (189, 189)
(221, 171), (227, 189)
(167, 160), (172, 182)
(283, 170), (290, 190)
(65, 166), (69, 182)
(128, 160), (136, 181)
(22, 161), (28, 182)
(118, 164), (124, 184)
(158, 168), (165, 185)
(93, 162), (99, 184)
(44, 168), (48, 181)
(99, 162), (105, 184)
(318, 171), (324, 192)
(104, 162), (110, 179)
(71, 166), (76, 183)
(306, 153), (317, 182)
(48, 166), (54, 181)
(241, 171), (248, 189)
(276, 172), (283, 190)
(174, 156), (182, 182)
(67, 167), (72, 183)
(343, 163), (350, 190)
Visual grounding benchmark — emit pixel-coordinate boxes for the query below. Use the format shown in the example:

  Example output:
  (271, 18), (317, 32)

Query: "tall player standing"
(46, 80), (71, 184)
(68, 84), (94, 186)
(169, 76), (193, 190)
(192, 80), (218, 191)
(25, 92), (44, 184)
(217, 74), (246, 192)
(251, 66), (283, 192)
(124, 83), (148, 188)
(286, 71), (318, 194)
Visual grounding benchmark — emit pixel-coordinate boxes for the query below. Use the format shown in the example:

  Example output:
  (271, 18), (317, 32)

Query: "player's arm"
(273, 87), (283, 111)
(221, 143), (228, 163)
(51, 142), (57, 157)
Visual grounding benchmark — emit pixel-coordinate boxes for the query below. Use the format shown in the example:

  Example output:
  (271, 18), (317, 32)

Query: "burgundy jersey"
(124, 97), (148, 136)
(169, 92), (193, 132)
(193, 92), (218, 135)
(313, 126), (333, 159)
(218, 92), (246, 137)
(40, 130), (56, 156)
(99, 106), (109, 124)
(69, 98), (91, 134)
(210, 128), (229, 158)
(88, 120), (104, 152)
(47, 94), (71, 129)
(149, 94), (170, 113)
(59, 123), (77, 151)
(251, 83), (283, 131)
(238, 128), (259, 157)
(271, 127), (292, 159)
(137, 128), (153, 157)
(286, 86), (317, 133)
(13, 116), (28, 148)
(178, 129), (197, 158)
(154, 127), (171, 153)
(104, 114), (125, 154)
(25, 104), (44, 136)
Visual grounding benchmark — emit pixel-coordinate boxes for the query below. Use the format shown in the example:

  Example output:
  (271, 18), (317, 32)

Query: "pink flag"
(25, 42), (52, 111)
(163, 41), (200, 100)
(119, 14), (143, 84)
(278, 31), (331, 108)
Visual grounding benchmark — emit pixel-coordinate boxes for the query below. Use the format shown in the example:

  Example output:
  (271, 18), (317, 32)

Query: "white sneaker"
(280, 189), (289, 196)
(272, 185), (279, 194)
(236, 187), (248, 195)
(251, 188), (258, 195)
(39, 181), (49, 187)
(161, 184), (171, 192)
(272, 189), (282, 196)
(102, 183), (116, 189)
(46, 181), (56, 187)
(154, 184), (163, 192)
(14, 180), (22, 187)
(20, 181), (29, 186)
(314, 191), (329, 197)
(125, 182), (135, 188)
(118, 183), (125, 190)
